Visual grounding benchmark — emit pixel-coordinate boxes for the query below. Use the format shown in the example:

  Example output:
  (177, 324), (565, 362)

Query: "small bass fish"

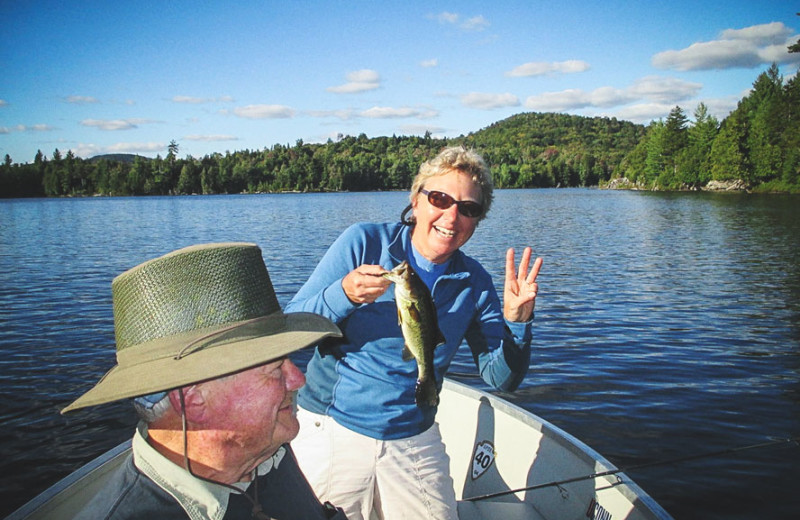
(383, 261), (446, 407)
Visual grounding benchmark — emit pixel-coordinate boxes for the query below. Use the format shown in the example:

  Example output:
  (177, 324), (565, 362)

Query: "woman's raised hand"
(503, 247), (543, 322)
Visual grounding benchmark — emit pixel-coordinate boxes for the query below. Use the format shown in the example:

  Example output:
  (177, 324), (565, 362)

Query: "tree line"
(0, 119), (645, 198)
(616, 63), (800, 191)
(1, 65), (799, 198)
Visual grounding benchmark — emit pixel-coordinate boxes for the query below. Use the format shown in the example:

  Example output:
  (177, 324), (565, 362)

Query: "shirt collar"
(132, 422), (286, 520)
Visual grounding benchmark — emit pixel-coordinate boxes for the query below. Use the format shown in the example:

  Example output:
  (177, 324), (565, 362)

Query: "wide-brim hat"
(62, 242), (341, 413)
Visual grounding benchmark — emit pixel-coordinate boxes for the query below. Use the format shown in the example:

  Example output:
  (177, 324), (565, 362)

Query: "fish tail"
(415, 377), (439, 407)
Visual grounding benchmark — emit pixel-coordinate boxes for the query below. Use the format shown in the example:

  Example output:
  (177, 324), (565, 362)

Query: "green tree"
(782, 72), (800, 186)
(643, 121), (665, 186)
(659, 106), (689, 187)
(177, 161), (201, 194)
(710, 110), (748, 182)
(127, 156), (149, 195)
(745, 64), (784, 184)
(42, 149), (63, 196)
(167, 140), (179, 160)
(683, 103), (719, 186)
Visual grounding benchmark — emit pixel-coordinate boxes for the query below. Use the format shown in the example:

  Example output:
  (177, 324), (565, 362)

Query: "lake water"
(1, 189), (798, 519)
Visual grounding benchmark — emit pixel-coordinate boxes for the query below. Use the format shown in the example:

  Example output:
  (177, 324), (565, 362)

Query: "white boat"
(439, 379), (671, 520)
(7, 379), (672, 519)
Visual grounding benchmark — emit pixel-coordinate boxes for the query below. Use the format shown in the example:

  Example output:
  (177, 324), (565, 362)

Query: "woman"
(286, 146), (542, 520)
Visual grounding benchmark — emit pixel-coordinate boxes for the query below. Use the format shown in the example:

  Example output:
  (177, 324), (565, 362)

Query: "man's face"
(200, 357), (306, 470)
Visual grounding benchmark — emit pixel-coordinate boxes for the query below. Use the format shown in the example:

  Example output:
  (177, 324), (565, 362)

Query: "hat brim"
(62, 312), (340, 413)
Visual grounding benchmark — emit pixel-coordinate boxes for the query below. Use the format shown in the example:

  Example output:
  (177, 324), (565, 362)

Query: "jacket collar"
(388, 223), (468, 277)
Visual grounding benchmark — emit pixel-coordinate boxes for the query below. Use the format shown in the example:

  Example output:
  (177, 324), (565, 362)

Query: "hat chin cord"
(177, 388), (269, 520)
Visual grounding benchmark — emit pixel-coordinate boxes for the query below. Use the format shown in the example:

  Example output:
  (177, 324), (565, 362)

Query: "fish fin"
(408, 302), (421, 322)
(435, 329), (446, 349)
(415, 378), (440, 408)
(427, 301), (445, 349)
(402, 345), (415, 361)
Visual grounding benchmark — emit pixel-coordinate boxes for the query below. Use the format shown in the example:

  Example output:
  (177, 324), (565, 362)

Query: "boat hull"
(440, 379), (671, 520)
(8, 379), (671, 519)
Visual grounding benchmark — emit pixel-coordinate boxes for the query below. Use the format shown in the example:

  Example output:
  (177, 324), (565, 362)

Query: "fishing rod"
(464, 436), (800, 502)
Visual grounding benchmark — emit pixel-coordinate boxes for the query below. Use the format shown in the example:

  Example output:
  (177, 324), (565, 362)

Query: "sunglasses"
(420, 189), (483, 218)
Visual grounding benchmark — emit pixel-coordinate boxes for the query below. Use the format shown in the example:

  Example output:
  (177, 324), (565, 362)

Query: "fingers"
(358, 264), (389, 277)
(506, 247), (542, 284)
(343, 265), (391, 304)
(517, 247), (532, 283)
(527, 256), (543, 285)
(503, 247), (542, 322)
(505, 248), (517, 286)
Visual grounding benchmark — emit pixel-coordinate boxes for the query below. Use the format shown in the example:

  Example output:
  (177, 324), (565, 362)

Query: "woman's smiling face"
(410, 169), (482, 264)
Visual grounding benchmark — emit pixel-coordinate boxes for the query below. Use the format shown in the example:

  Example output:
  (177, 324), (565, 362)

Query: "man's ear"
(168, 386), (208, 424)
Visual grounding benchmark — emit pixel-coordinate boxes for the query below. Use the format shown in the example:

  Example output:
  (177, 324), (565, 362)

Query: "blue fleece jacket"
(286, 222), (532, 440)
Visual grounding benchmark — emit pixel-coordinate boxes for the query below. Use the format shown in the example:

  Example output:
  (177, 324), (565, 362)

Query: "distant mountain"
(88, 154), (149, 164)
(467, 112), (646, 154)
(459, 112), (647, 187)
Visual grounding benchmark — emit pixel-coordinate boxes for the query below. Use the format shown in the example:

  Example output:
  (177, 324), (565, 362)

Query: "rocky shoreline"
(603, 177), (749, 192)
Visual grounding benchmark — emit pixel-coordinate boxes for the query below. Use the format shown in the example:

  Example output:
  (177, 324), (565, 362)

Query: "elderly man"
(62, 243), (347, 519)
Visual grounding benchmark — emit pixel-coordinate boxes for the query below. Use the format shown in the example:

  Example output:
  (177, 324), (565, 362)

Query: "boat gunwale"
(6, 440), (132, 520)
(441, 378), (672, 518)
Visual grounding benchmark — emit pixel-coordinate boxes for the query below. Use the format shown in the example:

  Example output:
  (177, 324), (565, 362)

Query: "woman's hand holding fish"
(343, 265), (391, 304)
(503, 247), (543, 322)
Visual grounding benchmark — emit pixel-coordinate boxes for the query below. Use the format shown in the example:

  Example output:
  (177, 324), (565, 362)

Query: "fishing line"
(464, 436), (800, 502)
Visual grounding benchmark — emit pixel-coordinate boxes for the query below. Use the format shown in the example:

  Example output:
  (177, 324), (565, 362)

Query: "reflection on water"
(1, 189), (799, 519)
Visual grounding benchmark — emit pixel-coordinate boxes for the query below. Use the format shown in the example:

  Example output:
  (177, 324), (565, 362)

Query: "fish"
(382, 260), (446, 407)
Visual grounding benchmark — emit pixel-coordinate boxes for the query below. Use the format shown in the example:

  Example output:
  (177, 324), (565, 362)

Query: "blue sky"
(1, 1), (798, 163)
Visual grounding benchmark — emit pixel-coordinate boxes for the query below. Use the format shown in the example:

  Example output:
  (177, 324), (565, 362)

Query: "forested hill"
(87, 153), (147, 164)
(2, 63), (799, 197)
(462, 113), (645, 188)
(0, 112), (645, 198)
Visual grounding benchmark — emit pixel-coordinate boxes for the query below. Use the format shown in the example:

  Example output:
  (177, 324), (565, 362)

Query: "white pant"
(292, 408), (459, 520)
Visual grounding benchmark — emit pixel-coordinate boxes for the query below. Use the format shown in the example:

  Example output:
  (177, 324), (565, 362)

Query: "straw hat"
(62, 242), (341, 413)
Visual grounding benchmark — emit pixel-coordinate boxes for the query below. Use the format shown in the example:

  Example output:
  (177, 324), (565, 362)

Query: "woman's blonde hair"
(404, 146), (494, 223)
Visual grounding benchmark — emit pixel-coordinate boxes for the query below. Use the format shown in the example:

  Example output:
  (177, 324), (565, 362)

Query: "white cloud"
(506, 60), (590, 77)
(65, 95), (99, 104)
(232, 104), (295, 119)
(432, 12), (459, 25)
(461, 15), (490, 32)
(106, 142), (166, 153)
(80, 118), (159, 131)
(306, 109), (356, 121)
(524, 89), (590, 112)
(628, 76), (703, 103)
(81, 119), (136, 131)
(1, 124), (56, 133)
(359, 106), (439, 119)
(461, 92), (520, 110)
(429, 11), (489, 31)
(420, 59), (438, 68)
(589, 86), (637, 107)
(327, 69), (381, 94)
(183, 134), (239, 142)
(172, 95), (234, 104)
(0, 99), (7, 107)
(71, 142), (166, 158)
(652, 21), (800, 71)
(720, 22), (793, 46)
(524, 76), (702, 112)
